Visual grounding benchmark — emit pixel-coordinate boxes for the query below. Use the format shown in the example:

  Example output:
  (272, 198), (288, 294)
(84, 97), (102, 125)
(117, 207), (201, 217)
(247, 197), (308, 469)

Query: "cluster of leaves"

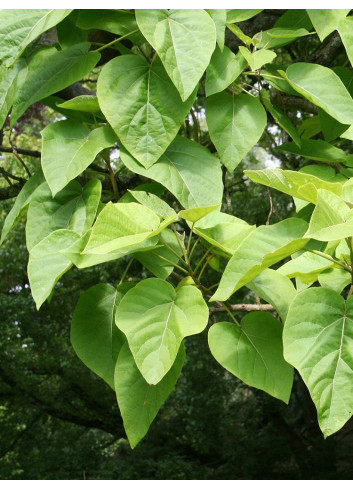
(3, 8), (353, 447)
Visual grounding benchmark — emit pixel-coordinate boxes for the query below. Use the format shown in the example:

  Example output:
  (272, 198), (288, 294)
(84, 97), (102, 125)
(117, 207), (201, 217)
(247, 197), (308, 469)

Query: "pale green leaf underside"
(208, 9), (227, 50)
(211, 218), (309, 301)
(97, 55), (196, 168)
(136, 9), (216, 101)
(115, 278), (209, 384)
(248, 268), (297, 321)
(120, 136), (223, 209)
(245, 168), (343, 204)
(239, 46), (276, 71)
(193, 211), (255, 255)
(279, 139), (347, 164)
(278, 251), (334, 283)
(286, 63), (353, 125)
(56, 95), (101, 113)
(28, 229), (79, 309)
(115, 342), (185, 448)
(306, 189), (353, 241)
(284, 288), (353, 436)
(209, 313), (293, 403)
(207, 92), (267, 172)
(179, 205), (220, 223)
(128, 190), (176, 218)
(318, 268), (351, 294)
(0, 9), (72, 66)
(41, 120), (116, 195)
(338, 17), (353, 68)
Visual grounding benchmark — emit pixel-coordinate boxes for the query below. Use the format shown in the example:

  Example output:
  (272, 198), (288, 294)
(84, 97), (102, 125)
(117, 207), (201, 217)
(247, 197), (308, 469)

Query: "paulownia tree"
(2, 8), (353, 447)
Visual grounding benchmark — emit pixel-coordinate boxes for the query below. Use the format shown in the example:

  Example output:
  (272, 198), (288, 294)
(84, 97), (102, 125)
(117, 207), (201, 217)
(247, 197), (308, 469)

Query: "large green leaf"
(205, 45), (247, 96)
(318, 268), (351, 294)
(0, 170), (45, 245)
(247, 268), (297, 321)
(208, 9), (227, 50)
(0, 60), (25, 128)
(0, 9), (72, 66)
(245, 168), (343, 204)
(278, 139), (347, 164)
(120, 137), (223, 208)
(115, 342), (185, 448)
(179, 205), (220, 223)
(305, 189), (353, 241)
(286, 63), (353, 125)
(338, 17), (353, 67)
(193, 211), (255, 255)
(11, 43), (100, 126)
(76, 9), (141, 42)
(209, 313), (293, 402)
(41, 120), (116, 195)
(284, 287), (353, 436)
(136, 9), (216, 101)
(307, 9), (350, 41)
(71, 283), (129, 389)
(278, 251), (334, 283)
(207, 93), (266, 172)
(226, 9), (263, 23)
(211, 218), (309, 301)
(97, 55), (196, 168)
(56, 95), (101, 114)
(61, 230), (158, 269)
(28, 229), (79, 309)
(115, 278), (209, 384)
(26, 179), (101, 251)
(128, 190), (176, 218)
(83, 202), (168, 255)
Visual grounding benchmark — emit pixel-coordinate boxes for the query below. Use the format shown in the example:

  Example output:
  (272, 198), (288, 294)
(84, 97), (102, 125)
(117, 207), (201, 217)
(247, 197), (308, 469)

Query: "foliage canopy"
(3, 8), (353, 447)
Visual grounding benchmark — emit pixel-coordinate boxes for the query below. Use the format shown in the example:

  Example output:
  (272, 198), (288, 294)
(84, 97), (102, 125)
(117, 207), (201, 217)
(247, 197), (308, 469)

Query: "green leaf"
(71, 283), (129, 389)
(318, 268), (351, 294)
(0, 170), (45, 245)
(83, 202), (165, 255)
(260, 89), (301, 147)
(305, 189), (353, 241)
(136, 9), (216, 101)
(318, 107), (348, 142)
(211, 218), (309, 302)
(205, 46), (247, 96)
(128, 190), (176, 218)
(247, 268), (297, 321)
(97, 55), (196, 168)
(208, 9), (227, 50)
(61, 229), (157, 269)
(307, 9), (350, 41)
(226, 10), (263, 23)
(115, 342), (185, 448)
(56, 95), (101, 114)
(11, 43), (100, 126)
(115, 278), (209, 384)
(258, 28), (311, 50)
(286, 63), (353, 125)
(207, 93), (266, 172)
(26, 180), (101, 251)
(338, 17), (353, 68)
(278, 139), (347, 164)
(56, 12), (88, 50)
(193, 211), (255, 254)
(245, 168), (343, 204)
(41, 120), (116, 195)
(179, 205), (220, 223)
(28, 229), (79, 309)
(239, 46), (276, 71)
(134, 228), (180, 279)
(76, 9), (140, 37)
(0, 9), (73, 66)
(262, 64), (300, 96)
(278, 251), (334, 283)
(284, 287), (353, 436)
(209, 313), (293, 403)
(120, 136), (223, 208)
(298, 116), (321, 139)
(0, 60), (25, 129)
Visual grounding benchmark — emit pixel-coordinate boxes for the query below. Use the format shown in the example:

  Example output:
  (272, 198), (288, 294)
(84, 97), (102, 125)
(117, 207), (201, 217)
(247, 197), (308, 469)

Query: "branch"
(0, 182), (23, 201)
(210, 303), (274, 313)
(308, 32), (343, 67)
(0, 145), (41, 158)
